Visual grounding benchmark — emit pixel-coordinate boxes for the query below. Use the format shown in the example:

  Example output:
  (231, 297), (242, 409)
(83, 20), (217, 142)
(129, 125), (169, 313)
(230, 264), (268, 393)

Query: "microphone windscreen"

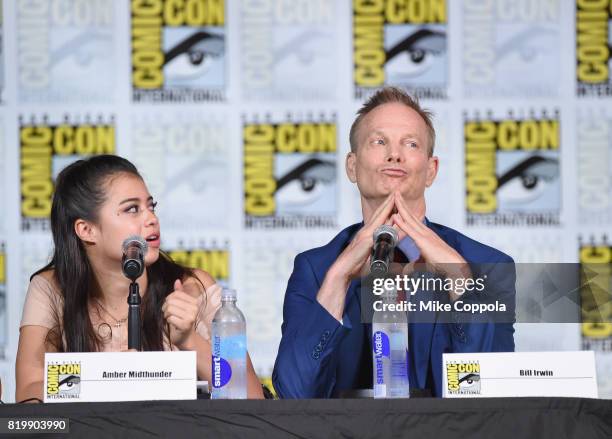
(122, 235), (149, 256)
(372, 225), (398, 246)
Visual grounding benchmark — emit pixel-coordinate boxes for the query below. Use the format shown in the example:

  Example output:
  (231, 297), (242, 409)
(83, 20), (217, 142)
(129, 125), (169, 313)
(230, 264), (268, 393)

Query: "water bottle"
(211, 288), (247, 399)
(372, 287), (409, 398)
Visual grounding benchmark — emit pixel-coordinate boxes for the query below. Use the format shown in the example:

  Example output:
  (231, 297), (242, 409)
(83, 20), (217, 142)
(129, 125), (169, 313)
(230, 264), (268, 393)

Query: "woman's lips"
(146, 235), (161, 248)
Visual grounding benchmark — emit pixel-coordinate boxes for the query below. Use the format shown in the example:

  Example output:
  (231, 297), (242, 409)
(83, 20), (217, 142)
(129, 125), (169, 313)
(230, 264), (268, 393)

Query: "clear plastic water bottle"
(211, 288), (247, 399)
(372, 287), (409, 398)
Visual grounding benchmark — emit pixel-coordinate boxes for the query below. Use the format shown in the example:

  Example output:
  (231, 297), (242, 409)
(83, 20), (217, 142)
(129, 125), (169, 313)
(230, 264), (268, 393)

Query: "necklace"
(95, 299), (128, 328)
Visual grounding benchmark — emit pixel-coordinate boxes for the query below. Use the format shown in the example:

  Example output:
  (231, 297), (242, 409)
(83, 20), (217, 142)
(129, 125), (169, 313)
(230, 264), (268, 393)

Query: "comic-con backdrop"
(1, 1), (611, 400)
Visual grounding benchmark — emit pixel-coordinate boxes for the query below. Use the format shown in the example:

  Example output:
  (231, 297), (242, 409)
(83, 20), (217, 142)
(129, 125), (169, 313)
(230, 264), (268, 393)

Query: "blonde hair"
(349, 87), (435, 156)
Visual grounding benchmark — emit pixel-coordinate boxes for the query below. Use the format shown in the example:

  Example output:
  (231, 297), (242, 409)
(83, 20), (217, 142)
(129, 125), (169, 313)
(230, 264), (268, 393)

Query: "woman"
(15, 155), (263, 401)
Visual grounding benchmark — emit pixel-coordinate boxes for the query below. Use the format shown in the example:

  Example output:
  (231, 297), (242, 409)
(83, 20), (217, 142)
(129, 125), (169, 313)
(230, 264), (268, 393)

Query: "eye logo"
(243, 116), (338, 229)
(273, 31), (331, 66)
(163, 31), (225, 82)
(275, 158), (336, 206)
(19, 115), (116, 232)
(458, 373), (480, 389)
(579, 239), (612, 352)
(576, 0), (612, 96)
(131, 0), (226, 102)
(385, 28), (446, 78)
(46, 362), (81, 399)
(464, 111), (561, 227)
(495, 27), (556, 66)
(446, 361), (481, 395)
(353, 0), (448, 99)
(17, 0), (114, 103)
(51, 31), (113, 70)
(497, 155), (559, 205)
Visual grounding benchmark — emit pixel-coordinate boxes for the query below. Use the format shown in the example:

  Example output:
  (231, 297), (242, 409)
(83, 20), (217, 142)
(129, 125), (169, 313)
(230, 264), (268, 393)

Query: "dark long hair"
(32, 155), (196, 352)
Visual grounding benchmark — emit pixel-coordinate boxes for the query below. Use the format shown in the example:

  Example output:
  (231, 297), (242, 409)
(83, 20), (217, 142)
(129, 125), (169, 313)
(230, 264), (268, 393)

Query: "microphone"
(122, 236), (148, 281)
(122, 236), (148, 351)
(370, 225), (399, 275)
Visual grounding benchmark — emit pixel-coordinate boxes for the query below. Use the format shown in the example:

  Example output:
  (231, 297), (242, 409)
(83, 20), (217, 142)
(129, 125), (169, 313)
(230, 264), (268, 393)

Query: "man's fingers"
(394, 197), (427, 237)
(367, 192), (397, 230)
(392, 223), (407, 242)
(392, 213), (410, 235)
(393, 192), (411, 222)
(402, 261), (417, 276)
(352, 193), (395, 247)
(367, 192), (394, 223)
(394, 193), (427, 231)
(359, 255), (372, 278)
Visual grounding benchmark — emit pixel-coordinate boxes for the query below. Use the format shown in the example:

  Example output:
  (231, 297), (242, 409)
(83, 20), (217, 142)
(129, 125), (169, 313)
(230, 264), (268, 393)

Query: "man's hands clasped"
(333, 191), (469, 282)
(319, 191), (471, 320)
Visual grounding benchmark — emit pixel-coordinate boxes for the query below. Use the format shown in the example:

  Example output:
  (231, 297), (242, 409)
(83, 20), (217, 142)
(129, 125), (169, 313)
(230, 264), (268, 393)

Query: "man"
(272, 87), (515, 398)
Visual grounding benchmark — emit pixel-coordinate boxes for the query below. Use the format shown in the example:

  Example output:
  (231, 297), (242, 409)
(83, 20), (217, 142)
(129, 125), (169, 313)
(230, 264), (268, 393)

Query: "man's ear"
(74, 219), (97, 245)
(425, 155), (439, 187)
(346, 152), (357, 183)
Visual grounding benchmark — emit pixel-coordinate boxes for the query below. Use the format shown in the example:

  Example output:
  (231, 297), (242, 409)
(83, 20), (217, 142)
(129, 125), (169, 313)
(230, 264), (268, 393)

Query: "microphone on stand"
(370, 225), (399, 275)
(121, 236), (148, 351)
(122, 236), (148, 281)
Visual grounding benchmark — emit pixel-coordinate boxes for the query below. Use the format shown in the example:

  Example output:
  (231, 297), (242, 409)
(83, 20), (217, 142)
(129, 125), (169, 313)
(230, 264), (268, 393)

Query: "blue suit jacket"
(272, 220), (516, 398)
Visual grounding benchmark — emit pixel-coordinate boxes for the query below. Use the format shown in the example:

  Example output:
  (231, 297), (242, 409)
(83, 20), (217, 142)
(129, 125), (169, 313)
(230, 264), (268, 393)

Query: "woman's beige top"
(20, 273), (222, 351)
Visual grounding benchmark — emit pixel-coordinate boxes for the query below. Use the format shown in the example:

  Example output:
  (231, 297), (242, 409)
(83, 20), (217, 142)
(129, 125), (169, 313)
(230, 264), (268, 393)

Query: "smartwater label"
(212, 334), (246, 389)
(373, 330), (391, 393)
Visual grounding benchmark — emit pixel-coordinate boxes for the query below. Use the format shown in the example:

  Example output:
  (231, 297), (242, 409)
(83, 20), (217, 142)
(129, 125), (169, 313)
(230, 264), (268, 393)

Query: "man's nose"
(386, 142), (403, 162)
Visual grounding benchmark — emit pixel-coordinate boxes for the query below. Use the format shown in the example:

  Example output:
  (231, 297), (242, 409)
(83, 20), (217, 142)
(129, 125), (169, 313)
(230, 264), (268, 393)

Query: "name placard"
(44, 351), (196, 403)
(442, 351), (598, 398)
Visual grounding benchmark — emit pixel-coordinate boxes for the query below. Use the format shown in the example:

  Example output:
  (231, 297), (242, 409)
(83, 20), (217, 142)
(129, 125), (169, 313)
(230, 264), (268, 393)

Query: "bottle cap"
(221, 288), (237, 300)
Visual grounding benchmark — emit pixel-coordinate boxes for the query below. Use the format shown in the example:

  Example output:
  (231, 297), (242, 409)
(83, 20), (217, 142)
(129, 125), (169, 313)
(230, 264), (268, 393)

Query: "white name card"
(44, 351), (196, 403)
(442, 351), (598, 398)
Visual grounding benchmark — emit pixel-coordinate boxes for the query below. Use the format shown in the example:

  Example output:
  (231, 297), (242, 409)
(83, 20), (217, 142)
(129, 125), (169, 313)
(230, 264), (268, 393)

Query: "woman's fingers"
(164, 302), (198, 321)
(163, 291), (200, 330)
(166, 315), (187, 331)
(174, 278), (183, 292)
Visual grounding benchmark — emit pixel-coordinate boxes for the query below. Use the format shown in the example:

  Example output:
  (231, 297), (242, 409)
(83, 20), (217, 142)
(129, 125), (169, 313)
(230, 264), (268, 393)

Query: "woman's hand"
(162, 279), (201, 350)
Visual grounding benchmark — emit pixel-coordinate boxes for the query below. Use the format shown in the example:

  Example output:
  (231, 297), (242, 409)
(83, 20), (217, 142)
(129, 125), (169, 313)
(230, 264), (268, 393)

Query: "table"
(2, 397), (611, 438)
